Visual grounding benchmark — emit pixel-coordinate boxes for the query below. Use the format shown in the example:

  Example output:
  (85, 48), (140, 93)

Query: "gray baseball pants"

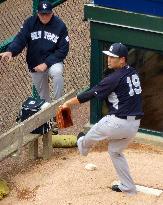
(30, 62), (64, 102)
(77, 115), (140, 194)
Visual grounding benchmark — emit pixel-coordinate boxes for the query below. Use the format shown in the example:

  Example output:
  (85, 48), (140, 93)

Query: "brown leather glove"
(56, 107), (73, 129)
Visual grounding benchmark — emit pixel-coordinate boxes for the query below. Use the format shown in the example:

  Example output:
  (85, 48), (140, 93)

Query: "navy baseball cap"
(103, 43), (128, 58)
(38, 1), (53, 14)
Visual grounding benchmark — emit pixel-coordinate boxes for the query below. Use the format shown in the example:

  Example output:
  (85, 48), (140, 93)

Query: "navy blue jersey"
(77, 65), (143, 117)
(7, 15), (69, 72)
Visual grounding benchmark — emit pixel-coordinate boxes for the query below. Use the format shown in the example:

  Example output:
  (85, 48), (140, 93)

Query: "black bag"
(17, 97), (53, 134)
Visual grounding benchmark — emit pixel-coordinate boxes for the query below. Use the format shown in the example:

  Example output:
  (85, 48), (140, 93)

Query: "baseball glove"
(56, 107), (73, 129)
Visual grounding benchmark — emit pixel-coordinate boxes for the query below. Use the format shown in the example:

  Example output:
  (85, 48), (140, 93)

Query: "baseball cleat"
(111, 185), (122, 192)
(77, 132), (85, 140)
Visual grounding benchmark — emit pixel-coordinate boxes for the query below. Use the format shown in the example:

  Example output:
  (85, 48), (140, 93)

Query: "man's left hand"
(34, 63), (47, 72)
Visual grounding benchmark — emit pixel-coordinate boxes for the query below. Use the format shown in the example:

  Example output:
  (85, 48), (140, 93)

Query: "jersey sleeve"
(7, 18), (31, 57)
(77, 73), (120, 103)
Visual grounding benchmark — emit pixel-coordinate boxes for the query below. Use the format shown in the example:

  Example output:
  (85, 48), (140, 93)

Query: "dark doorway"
(128, 48), (163, 132)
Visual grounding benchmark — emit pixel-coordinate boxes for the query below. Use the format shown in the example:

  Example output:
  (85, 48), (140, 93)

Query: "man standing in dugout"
(61, 43), (144, 194)
(0, 1), (69, 102)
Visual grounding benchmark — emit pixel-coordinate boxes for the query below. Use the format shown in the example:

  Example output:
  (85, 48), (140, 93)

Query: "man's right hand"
(0, 52), (13, 62)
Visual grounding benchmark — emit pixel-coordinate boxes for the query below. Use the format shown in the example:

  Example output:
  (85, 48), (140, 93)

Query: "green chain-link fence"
(0, 0), (90, 135)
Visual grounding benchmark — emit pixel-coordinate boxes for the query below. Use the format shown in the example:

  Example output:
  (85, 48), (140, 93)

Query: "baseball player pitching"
(61, 42), (143, 194)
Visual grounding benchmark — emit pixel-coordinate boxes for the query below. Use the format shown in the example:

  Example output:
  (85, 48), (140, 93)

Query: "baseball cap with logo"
(38, 1), (53, 14)
(103, 43), (128, 58)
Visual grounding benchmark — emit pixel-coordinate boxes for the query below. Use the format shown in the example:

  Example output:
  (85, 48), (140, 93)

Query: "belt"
(116, 115), (141, 120)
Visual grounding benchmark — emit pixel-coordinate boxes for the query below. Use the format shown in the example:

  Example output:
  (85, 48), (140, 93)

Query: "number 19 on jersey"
(127, 74), (142, 96)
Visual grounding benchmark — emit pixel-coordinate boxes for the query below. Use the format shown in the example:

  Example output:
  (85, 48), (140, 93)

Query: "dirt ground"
(0, 103), (163, 205)
(1, 143), (163, 205)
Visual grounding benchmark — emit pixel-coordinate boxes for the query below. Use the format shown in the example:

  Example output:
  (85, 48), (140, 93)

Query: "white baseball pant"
(30, 62), (64, 102)
(77, 115), (140, 194)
